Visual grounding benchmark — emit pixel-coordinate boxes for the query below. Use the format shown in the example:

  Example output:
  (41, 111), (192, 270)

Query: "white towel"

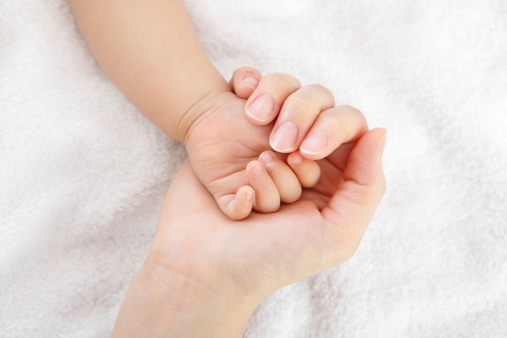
(1, 0), (506, 336)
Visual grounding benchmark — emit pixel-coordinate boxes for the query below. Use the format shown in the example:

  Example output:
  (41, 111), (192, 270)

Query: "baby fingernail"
(301, 134), (328, 154)
(259, 151), (275, 163)
(247, 94), (274, 122)
(270, 121), (299, 152)
(243, 76), (258, 89)
(248, 161), (262, 175)
(289, 152), (303, 165)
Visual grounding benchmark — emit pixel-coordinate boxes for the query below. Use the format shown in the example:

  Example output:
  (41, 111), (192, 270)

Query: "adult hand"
(112, 127), (386, 337)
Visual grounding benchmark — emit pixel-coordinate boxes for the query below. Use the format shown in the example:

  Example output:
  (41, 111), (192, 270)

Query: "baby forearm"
(68, 0), (229, 142)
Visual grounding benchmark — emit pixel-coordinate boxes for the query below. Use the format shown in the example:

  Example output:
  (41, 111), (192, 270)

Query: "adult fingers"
(299, 105), (368, 160)
(269, 84), (335, 153)
(229, 66), (262, 99)
(244, 73), (302, 125)
(321, 128), (387, 263)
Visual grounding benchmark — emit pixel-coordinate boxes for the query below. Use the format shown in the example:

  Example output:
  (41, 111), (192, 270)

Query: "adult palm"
(151, 128), (386, 303)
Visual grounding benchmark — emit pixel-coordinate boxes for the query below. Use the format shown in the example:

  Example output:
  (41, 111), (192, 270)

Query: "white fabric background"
(1, 0), (506, 337)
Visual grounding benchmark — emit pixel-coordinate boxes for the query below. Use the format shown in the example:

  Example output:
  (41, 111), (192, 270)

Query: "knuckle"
(306, 84), (335, 102)
(285, 96), (316, 113)
(336, 104), (364, 117)
(334, 105), (368, 129)
(264, 72), (302, 90)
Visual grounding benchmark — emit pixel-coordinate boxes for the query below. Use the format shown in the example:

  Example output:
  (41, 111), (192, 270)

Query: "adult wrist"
(112, 252), (261, 337)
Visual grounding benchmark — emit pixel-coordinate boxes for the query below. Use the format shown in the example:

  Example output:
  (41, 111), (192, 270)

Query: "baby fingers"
(218, 186), (254, 221)
(287, 151), (321, 188)
(229, 66), (262, 99)
(259, 151), (302, 203)
(246, 160), (281, 213)
(244, 73), (302, 125)
(245, 150), (321, 215)
(218, 151), (319, 220)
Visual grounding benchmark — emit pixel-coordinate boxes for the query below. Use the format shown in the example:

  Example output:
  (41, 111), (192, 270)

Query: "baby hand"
(185, 67), (368, 220)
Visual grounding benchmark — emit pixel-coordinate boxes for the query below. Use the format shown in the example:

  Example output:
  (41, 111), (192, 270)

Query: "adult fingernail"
(243, 76), (258, 89)
(301, 133), (328, 154)
(270, 121), (298, 152)
(247, 94), (274, 122)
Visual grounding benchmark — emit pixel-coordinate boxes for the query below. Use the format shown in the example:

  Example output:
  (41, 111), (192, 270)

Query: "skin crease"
(184, 92), (285, 214)
(185, 92), (272, 198)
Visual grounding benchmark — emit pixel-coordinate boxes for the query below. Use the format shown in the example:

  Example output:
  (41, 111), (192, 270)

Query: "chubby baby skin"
(186, 67), (368, 219)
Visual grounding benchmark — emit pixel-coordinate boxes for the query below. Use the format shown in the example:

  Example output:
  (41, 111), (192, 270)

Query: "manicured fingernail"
(270, 121), (299, 152)
(247, 94), (274, 122)
(247, 161), (262, 175)
(301, 133), (328, 154)
(242, 76), (258, 89)
(289, 152), (303, 165)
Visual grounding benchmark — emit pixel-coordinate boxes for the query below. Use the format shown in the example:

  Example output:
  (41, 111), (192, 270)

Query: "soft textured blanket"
(1, 0), (506, 337)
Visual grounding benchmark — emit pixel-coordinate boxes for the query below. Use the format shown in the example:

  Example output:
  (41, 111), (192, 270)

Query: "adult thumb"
(342, 127), (387, 190)
(322, 128), (387, 263)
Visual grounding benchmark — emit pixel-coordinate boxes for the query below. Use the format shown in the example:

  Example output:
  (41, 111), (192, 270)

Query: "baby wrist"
(179, 88), (235, 144)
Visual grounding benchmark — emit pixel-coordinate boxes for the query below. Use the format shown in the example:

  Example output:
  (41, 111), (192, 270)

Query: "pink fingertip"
(259, 151), (275, 163)
(289, 152), (303, 165)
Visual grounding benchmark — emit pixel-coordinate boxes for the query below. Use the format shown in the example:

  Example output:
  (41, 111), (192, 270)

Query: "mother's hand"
(112, 128), (386, 337)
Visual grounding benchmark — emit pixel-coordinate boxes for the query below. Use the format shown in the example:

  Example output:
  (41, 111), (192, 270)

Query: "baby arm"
(69, 1), (368, 221)
(68, 1), (306, 217)
(67, 0), (228, 142)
